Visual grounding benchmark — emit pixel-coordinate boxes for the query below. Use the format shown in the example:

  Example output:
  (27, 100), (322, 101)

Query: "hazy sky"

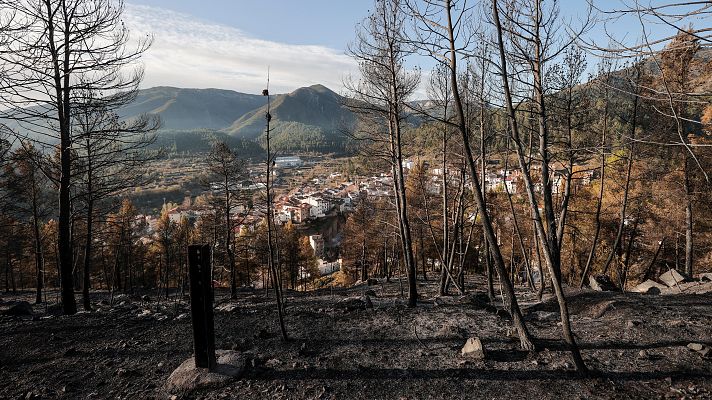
(124, 1), (688, 95)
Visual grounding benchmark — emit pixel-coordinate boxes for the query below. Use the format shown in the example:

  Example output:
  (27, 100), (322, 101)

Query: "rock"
(589, 275), (617, 291)
(363, 295), (373, 309)
(687, 343), (711, 358)
(164, 350), (246, 395)
(364, 289), (377, 297)
(460, 337), (485, 359)
(366, 278), (378, 286)
(336, 297), (365, 312)
(687, 343), (705, 352)
(699, 273), (712, 282)
(638, 350), (649, 359)
(141, 295), (151, 302)
(659, 269), (688, 287)
(4, 301), (33, 316)
(632, 279), (667, 294)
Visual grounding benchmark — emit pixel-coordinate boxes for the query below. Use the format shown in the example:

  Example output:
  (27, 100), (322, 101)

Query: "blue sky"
(123, 1), (690, 95)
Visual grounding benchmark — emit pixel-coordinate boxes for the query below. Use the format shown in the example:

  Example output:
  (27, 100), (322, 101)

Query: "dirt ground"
(1, 276), (711, 400)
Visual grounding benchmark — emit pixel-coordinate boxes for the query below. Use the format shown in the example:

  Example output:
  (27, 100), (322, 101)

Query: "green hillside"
(118, 87), (264, 131)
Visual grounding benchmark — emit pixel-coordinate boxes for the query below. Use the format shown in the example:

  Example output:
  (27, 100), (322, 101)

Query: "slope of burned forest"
(1, 276), (711, 400)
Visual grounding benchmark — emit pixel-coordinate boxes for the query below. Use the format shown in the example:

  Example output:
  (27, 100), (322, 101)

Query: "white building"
(274, 156), (303, 168)
(305, 196), (332, 218)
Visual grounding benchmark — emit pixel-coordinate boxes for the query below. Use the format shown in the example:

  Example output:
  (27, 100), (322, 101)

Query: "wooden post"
(188, 245), (216, 370)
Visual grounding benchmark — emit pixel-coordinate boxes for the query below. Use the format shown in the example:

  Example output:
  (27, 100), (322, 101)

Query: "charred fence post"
(188, 244), (216, 370)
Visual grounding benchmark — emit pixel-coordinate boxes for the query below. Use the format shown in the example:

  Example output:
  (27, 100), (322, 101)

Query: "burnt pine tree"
(205, 141), (249, 299)
(0, 0), (152, 314)
(405, 0), (536, 351)
(345, 0), (420, 307)
(72, 86), (158, 310)
(491, 0), (590, 372)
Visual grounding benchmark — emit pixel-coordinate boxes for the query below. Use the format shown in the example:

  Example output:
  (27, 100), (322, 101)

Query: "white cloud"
(123, 4), (357, 95)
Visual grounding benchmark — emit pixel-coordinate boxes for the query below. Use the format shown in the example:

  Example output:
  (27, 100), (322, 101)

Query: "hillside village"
(133, 154), (599, 286)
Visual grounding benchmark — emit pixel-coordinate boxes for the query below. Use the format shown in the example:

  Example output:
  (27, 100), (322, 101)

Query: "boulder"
(632, 280), (667, 294)
(164, 350), (246, 395)
(4, 301), (33, 316)
(336, 297), (365, 312)
(461, 337), (485, 359)
(659, 269), (688, 287)
(589, 275), (618, 291)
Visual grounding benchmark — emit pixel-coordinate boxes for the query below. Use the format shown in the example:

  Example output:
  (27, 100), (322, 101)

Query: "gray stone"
(460, 337), (485, 359)
(687, 343), (705, 352)
(4, 301), (33, 316)
(632, 280), (667, 294)
(164, 350), (246, 395)
(336, 297), (365, 312)
(659, 269), (688, 287)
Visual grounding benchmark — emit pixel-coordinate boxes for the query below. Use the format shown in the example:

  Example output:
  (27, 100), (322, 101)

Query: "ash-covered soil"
(1, 276), (711, 400)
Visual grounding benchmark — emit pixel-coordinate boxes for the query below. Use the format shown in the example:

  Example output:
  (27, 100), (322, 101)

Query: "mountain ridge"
(119, 84), (356, 153)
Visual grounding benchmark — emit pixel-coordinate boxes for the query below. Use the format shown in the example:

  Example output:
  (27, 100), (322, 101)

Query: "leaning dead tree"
(0, 0), (152, 314)
(490, 0), (590, 373)
(344, 0), (420, 307)
(405, 0), (535, 351)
